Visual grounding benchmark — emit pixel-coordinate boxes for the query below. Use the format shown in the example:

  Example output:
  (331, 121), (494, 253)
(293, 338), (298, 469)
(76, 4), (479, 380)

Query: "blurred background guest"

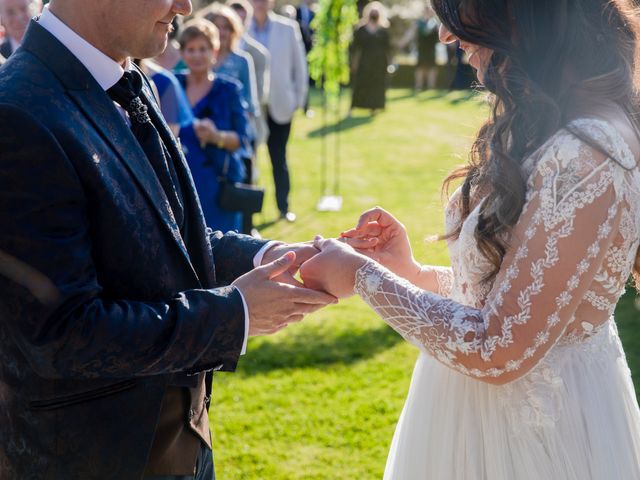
(248, 0), (307, 223)
(279, 3), (296, 20)
(227, 0), (270, 125)
(295, 0), (315, 54)
(296, 0), (315, 116)
(349, 1), (390, 117)
(138, 58), (193, 137)
(198, 3), (259, 120)
(198, 2), (262, 235)
(0, 0), (41, 58)
(177, 19), (250, 233)
(412, 5), (440, 91)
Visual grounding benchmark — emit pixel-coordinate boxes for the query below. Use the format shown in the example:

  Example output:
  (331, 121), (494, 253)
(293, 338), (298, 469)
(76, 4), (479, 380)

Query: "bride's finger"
(356, 207), (396, 230)
(343, 237), (378, 249)
(342, 222), (383, 239)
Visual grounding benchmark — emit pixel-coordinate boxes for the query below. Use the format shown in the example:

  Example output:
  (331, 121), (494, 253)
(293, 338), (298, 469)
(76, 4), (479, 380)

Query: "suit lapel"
(266, 13), (276, 52)
(138, 73), (193, 193)
(67, 87), (196, 266)
(21, 21), (201, 284)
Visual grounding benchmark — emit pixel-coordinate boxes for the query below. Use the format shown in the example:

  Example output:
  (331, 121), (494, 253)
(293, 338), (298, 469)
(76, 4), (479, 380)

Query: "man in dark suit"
(0, 0), (335, 479)
(295, 0), (315, 54)
(0, 0), (41, 57)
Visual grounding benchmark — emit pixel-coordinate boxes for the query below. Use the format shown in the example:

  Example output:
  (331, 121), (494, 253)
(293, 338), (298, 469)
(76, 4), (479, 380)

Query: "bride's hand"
(340, 207), (421, 283)
(299, 236), (369, 299)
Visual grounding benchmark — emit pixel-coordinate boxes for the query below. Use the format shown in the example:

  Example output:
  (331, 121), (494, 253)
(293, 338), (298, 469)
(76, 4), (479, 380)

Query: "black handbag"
(218, 155), (265, 214)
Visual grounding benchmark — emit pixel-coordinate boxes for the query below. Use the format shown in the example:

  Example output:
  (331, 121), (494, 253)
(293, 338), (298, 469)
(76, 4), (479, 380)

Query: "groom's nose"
(171, 0), (192, 17)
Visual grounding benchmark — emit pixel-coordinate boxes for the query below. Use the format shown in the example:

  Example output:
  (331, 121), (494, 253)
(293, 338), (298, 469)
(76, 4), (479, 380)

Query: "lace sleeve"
(417, 265), (454, 297)
(355, 132), (629, 384)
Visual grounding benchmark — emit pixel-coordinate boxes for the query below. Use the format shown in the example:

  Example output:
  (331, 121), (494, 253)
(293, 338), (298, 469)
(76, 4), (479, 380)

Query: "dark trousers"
(267, 114), (292, 214)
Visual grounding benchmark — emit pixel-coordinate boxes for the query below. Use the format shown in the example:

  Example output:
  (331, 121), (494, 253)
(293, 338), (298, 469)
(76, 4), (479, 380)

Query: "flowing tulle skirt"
(384, 319), (640, 480)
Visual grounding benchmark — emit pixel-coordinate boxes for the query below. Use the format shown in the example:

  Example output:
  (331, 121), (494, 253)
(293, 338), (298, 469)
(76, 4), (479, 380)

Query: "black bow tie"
(107, 70), (153, 124)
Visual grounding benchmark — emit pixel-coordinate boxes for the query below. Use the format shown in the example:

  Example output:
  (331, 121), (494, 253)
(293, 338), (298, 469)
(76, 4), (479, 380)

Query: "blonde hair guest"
(360, 0), (389, 29)
(196, 3), (260, 119)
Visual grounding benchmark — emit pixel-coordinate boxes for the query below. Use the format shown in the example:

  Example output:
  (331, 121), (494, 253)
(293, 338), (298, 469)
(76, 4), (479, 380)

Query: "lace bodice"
(355, 118), (640, 384)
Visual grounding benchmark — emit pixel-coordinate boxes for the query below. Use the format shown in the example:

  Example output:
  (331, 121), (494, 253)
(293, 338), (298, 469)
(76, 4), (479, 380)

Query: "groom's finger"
(274, 271), (306, 288)
(261, 251), (296, 280)
(289, 285), (337, 305)
(292, 302), (329, 315)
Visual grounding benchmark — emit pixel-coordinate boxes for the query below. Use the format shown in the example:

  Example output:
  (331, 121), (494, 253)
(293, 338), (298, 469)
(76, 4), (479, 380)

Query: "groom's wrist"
(253, 241), (283, 268)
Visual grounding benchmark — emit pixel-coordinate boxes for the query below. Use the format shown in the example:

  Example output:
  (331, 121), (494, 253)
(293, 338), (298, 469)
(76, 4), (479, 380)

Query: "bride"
(300, 0), (640, 478)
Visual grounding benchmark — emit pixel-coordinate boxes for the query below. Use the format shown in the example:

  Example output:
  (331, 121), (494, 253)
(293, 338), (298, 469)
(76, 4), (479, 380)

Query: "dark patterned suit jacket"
(0, 21), (267, 479)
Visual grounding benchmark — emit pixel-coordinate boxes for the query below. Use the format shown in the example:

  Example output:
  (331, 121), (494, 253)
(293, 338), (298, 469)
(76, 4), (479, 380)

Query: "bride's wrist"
(398, 260), (422, 283)
(405, 259), (422, 283)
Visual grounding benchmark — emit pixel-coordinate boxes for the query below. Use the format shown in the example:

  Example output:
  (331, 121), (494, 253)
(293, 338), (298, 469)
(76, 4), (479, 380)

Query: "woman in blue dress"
(199, 3), (263, 235)
(176, 18), (250, 233)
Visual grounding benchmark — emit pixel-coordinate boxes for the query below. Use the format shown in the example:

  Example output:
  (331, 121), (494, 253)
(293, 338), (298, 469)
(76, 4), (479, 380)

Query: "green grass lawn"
(209, 89), (640, 479)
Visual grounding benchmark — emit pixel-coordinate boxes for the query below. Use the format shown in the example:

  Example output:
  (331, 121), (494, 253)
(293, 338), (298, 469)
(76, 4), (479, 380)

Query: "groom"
(0, 0), (335, 478)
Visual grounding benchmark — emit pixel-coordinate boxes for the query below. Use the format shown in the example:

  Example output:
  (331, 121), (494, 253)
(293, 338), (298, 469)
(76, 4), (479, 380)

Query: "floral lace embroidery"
(498, 319), (623, 435)
(433, 266), (454, 297)
(355, 119), (639, 382)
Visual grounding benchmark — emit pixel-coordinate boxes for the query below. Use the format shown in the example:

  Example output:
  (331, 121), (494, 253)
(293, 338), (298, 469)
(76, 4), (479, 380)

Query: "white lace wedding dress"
(354, 118), (640, 479)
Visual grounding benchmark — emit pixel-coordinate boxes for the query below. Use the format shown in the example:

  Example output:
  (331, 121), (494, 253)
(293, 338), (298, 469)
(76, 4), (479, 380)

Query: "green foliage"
(210, 89), (640, 478)
(307, 0), (359, 101)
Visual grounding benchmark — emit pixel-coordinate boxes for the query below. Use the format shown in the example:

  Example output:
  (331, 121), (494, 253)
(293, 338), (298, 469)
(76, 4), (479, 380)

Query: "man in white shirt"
(248, 0), (307, 223)
(0, 1), (334, 478)
(0, 0), (40, 58)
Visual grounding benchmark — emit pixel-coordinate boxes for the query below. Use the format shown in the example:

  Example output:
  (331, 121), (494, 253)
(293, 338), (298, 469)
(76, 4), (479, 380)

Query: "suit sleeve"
(0, 104), (252, 379)
(242, 54), (260, 117)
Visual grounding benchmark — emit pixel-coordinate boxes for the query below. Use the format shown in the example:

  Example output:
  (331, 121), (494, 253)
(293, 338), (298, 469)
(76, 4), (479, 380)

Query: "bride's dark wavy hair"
(432, 0), (640, 287)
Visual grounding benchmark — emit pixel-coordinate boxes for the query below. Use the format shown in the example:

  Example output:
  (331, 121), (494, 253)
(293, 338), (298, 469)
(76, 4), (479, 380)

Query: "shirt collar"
(38, 5), (127, 91)
(8, 36), (20, 51)
(251, 15), (271, 33)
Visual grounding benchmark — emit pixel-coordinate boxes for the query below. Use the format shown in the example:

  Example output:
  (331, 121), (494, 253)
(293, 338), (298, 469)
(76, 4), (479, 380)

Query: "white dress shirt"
(38, 5), (276, 355)
(9, 36), (20, 53)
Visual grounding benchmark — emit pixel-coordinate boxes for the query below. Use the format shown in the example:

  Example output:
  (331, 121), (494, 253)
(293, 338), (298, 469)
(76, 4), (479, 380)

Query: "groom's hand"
(260, 242), (320, 287)
(233, 252), (337, 336)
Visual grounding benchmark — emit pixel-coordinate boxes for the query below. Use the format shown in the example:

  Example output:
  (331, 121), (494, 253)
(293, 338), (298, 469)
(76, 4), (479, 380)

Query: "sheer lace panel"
(429, 266), (454, 297)
(356, 120), (640, 383)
